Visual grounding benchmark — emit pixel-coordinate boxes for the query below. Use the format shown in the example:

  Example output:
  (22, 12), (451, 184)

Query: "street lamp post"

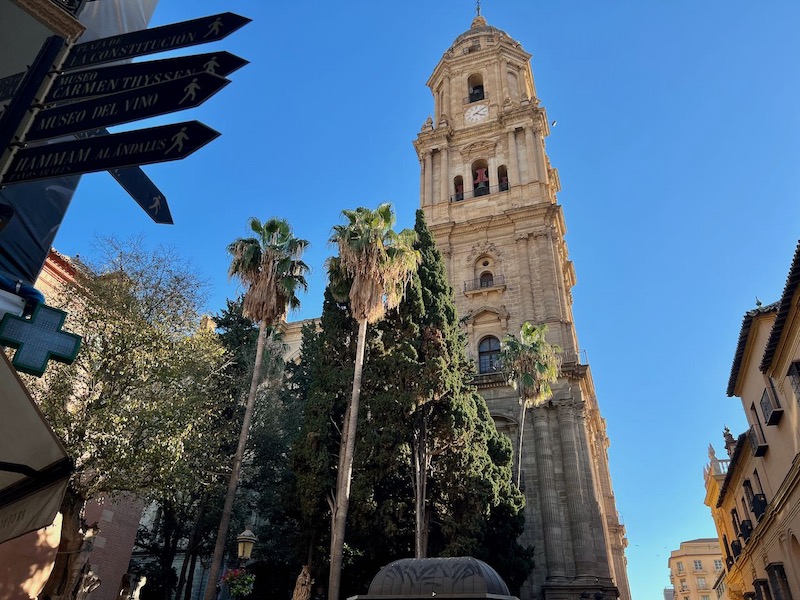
(236, 529), (257, 568)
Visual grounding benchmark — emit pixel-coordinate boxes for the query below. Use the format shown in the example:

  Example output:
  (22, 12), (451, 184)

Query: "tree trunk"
(42, 487), (88, 600)
(176, 495), (207, 600)
(516, 397), (527, 489)
(204, 320), (268, 600)
(183, 550), (199, 600)
(413, 409), (428, 558)
(328, 318), (368, 600)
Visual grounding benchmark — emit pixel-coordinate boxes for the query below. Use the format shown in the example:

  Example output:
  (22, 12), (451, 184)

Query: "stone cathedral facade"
(413, 15), (632, 600)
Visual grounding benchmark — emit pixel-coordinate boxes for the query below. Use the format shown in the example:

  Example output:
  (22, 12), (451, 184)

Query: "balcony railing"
(760, 388), (784, 426)
(751, 493), (768, 520)
(740, 519), (753, 542)
(731, 539), (742, 560)
(560, 348), (588, 366)
(748, 425), (768, 457)
(464, 275), (505, 292)
(451, 182), (509, 202)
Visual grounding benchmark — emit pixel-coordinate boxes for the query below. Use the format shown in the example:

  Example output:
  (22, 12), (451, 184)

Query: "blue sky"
(52, 1), (800, 597)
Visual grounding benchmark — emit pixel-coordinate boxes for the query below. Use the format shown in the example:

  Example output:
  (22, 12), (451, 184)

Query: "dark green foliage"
(290, 211), (532, 596)
(290, 289), (358, 581)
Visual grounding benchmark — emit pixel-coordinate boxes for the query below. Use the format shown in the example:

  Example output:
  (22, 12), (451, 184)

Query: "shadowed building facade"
(413, 15), (630, 600)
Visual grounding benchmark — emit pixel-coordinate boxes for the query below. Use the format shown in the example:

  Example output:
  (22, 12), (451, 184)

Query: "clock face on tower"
(465, 104), (488, 124)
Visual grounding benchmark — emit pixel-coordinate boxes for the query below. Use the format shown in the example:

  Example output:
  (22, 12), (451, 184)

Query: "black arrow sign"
(42, 51), (248, 104)
(64, 12), (251, 71)
(2, 121), (219, 185)
(27, 72), (229, 141)
(109, 165), (173, 224)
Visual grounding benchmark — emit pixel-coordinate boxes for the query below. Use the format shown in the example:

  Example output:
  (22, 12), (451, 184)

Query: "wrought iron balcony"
(748, 425), (768, 457)
(731, 539), (742, 559)
(759, 388), (784, 425)
(451, 182), (509, 202)
(560, 348), (588, 366)
(739, 519), (753, 542)
(464, 275), (505, 292)
(750, 493), (768, 520)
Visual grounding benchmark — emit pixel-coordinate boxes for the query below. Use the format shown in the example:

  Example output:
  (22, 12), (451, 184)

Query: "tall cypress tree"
(290, 288), (357, 580)
(358, 210), (533, 589)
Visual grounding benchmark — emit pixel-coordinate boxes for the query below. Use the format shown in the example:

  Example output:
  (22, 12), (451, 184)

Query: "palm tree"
(326, 203), (419, 600)
(501, 322), (561, 488)
(204, 218), (309, 600)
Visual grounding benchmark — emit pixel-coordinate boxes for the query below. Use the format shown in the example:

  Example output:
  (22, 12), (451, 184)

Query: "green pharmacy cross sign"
(0, 305), (81, 377)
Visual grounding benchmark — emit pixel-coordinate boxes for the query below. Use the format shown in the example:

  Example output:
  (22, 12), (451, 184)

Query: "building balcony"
(464, 275), (506, 294)
(451, 182), (509, 202)
(748, 425), (768, 457)
(739, 519), (753, 542)
(759, 388), (784, 426)
(731, 539), (742, 560)
(750, 493), (768, 521)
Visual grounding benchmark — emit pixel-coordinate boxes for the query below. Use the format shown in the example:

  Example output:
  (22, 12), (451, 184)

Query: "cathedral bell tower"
(414, 13), (632, 600)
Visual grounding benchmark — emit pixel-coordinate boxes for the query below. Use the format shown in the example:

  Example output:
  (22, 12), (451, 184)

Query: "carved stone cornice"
(13, 0), (85, 40)
(466, 241), (502, 265)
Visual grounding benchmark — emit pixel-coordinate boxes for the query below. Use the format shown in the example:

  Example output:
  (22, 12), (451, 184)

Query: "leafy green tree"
(500, 322), (561, 486)
(205, 218), (309, 600)
(29, 239), (230, 600)
(325, 204), (419, 600)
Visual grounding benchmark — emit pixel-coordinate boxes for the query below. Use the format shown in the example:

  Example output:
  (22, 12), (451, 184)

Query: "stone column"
(532, 408), (566, 578)
(419, 158), (425, 206)
(516, 234), (536, 321)
(499, 58), (508, 102)
(524, 126), (538, 183)
(440, 146), (449, 203)
(557, 401), (595, 577)
(424, 151), (433, 207)
(507, 130), (519, 187)
(444, 75), (452, 124)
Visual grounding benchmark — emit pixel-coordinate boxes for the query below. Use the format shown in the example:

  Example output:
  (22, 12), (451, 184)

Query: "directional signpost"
(4, 121), (219, 184)
(27, 72), (229, 141)
(0, 11), (250, 225)
(63, 12), (251, 71)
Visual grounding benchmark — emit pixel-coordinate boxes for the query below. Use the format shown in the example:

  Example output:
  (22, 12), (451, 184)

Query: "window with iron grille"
(788, 362), (800, 402)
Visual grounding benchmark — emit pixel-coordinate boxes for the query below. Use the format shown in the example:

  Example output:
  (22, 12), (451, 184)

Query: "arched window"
(453, 175), (464, 201)
(468, 73), (485, 103)
(478, 336), (501, 373)
(498, 165), (509, 191)
(472, 159), (490, 197)
(479, 271), (494, 288)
